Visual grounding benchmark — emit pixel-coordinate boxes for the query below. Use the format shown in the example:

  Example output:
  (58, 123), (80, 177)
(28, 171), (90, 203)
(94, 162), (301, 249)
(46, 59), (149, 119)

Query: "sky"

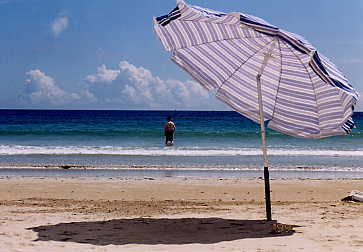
(1, 0), (362, 111)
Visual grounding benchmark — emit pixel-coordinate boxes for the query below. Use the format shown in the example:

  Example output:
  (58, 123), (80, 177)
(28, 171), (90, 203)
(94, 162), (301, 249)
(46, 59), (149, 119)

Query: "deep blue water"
(0, 109), (362, 171)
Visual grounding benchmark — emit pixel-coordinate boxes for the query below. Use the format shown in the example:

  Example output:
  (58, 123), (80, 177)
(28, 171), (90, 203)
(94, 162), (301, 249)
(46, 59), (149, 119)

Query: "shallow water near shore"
(1, 167), (363, 180)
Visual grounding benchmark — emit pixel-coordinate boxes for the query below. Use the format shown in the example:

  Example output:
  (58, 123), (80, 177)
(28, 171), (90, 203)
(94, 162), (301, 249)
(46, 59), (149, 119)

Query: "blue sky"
(1, 0), (362, 110)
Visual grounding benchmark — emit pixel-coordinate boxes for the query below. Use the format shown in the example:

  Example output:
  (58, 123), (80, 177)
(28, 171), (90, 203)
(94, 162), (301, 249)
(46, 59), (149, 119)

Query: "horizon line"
(0, 108), (362, 113)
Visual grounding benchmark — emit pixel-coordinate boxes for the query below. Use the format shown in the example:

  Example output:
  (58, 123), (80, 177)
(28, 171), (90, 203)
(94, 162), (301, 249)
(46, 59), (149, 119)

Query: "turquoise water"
(0, 109), (362, 172)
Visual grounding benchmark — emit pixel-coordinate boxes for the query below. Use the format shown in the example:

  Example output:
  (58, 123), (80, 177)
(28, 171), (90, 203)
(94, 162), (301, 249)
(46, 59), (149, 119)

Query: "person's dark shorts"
(165, 131), (174, 143)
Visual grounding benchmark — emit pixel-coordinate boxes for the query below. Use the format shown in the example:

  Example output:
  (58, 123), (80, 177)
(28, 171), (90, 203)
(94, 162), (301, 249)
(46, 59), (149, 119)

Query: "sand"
(0, 176), (362, 251)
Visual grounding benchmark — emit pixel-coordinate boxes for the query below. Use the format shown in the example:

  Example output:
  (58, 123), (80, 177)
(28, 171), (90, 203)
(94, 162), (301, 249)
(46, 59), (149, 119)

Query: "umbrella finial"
(227, 12), (240, 19)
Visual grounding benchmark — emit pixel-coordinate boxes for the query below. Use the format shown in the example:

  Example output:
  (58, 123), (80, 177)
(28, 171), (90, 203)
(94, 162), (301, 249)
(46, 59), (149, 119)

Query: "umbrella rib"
(270, 39), (283, 122)
(215, 37), (275, 95)
(281, 39), (322, 131)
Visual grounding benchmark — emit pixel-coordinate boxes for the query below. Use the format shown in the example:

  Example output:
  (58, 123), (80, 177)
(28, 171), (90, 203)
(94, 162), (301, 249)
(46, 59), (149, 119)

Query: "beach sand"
(0, 176), (362, 251)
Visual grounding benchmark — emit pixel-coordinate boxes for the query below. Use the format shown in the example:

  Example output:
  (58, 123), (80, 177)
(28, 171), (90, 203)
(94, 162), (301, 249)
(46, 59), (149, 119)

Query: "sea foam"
(0, 145), (362, 157)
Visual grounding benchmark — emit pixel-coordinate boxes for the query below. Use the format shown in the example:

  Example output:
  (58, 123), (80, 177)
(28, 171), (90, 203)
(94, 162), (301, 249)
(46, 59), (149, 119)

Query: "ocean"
(0, 109), (362, 178)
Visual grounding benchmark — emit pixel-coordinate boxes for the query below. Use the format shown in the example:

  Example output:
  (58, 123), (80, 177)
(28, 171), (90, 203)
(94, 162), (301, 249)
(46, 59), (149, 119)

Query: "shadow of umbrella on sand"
(153, 0), (358, 220)
(28, 218), (298, 245)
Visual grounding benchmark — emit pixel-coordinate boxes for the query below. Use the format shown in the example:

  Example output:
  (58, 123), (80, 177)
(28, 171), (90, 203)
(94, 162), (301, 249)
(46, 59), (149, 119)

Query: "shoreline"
(1, 165), (363, 181)
(1, 163), (363, 171)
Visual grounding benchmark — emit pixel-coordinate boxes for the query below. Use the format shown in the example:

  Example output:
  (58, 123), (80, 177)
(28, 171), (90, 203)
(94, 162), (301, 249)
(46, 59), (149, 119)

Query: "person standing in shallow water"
(164, 116), (176, 145)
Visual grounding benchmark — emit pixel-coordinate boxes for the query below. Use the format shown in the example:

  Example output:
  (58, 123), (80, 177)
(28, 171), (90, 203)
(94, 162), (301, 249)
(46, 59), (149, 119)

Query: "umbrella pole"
(256, 73), (272, 221)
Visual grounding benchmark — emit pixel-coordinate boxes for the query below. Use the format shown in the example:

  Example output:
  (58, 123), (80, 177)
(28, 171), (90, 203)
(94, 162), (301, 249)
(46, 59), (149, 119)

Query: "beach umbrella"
(153, 0), (358, 220)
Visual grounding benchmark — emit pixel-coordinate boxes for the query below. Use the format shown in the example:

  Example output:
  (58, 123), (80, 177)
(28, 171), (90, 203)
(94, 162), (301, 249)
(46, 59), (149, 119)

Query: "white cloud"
(51, 14), (69, 38)
(85, 64), (120, 83)
(25, 69), (80, 105)
(85, 61), (226, 110)
(21, 62), (227, 110)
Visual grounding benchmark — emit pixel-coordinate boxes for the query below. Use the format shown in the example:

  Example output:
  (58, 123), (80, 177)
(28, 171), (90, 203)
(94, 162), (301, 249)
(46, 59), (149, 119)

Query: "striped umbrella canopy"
(153, 0), (359, 220)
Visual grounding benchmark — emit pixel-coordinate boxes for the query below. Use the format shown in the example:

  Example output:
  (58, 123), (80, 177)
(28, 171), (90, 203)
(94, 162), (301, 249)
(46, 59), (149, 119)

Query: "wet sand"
(0, 177), (362, 251)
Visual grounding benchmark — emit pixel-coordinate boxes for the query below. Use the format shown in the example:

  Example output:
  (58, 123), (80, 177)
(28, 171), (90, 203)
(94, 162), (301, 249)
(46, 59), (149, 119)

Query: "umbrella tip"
(227, 12), (240, 19)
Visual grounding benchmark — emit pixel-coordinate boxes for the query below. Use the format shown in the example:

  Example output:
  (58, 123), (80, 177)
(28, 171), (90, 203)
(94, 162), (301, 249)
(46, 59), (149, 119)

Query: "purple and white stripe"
(153, 0), (358, 138)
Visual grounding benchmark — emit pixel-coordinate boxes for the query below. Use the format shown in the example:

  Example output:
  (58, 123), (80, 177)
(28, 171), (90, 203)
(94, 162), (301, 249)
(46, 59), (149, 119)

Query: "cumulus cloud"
(25, 69), (80, 105)
(21, 62), (227, 110)
(85, 61), (226, 110)
(85, 64), (120, 83)
(51, 13), (69, 37)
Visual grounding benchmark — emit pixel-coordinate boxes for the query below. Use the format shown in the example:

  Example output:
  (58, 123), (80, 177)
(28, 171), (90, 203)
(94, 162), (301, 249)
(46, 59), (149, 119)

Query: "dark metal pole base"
(264, 166), (272, 221)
